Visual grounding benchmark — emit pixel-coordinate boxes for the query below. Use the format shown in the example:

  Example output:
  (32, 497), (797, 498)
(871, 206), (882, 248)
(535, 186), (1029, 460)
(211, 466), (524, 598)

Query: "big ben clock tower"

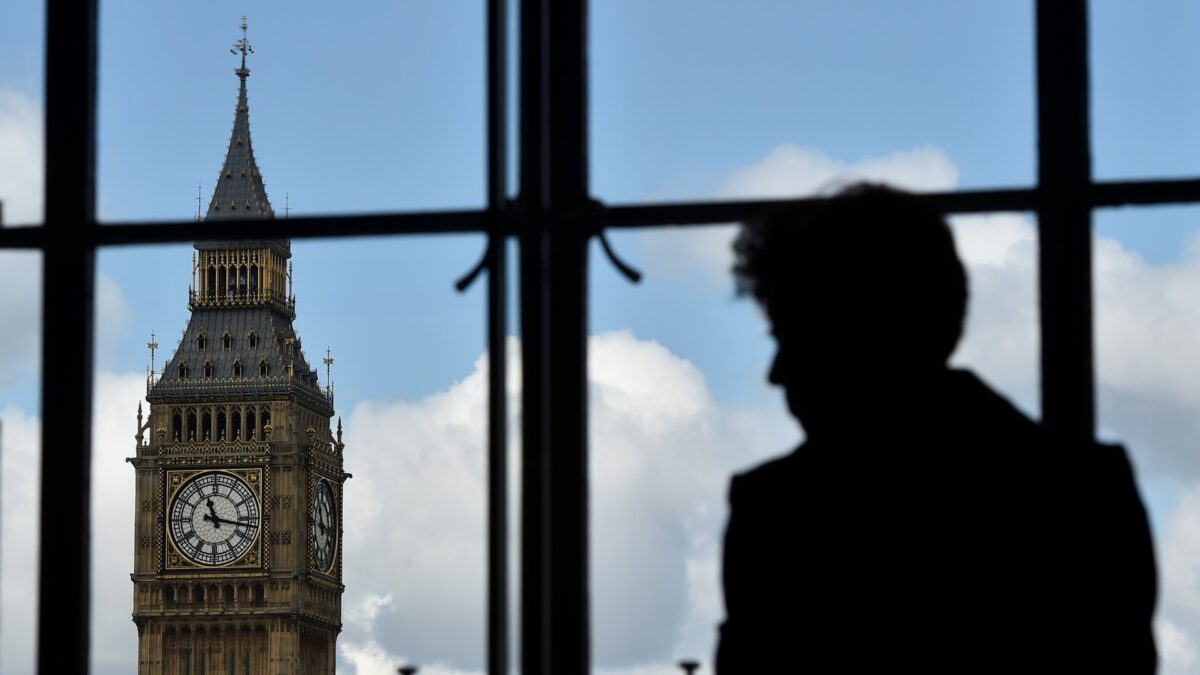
(130, 19), (346, 674)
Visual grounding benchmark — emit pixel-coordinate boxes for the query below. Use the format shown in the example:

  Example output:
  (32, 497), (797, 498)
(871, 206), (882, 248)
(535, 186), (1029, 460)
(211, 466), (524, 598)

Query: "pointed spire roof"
(206, 17), (275, 222)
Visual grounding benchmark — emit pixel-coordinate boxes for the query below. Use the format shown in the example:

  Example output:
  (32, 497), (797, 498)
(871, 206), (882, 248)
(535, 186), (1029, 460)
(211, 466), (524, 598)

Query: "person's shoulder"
(1033, 425), (1138, 483)
(728, 448), (803, 503)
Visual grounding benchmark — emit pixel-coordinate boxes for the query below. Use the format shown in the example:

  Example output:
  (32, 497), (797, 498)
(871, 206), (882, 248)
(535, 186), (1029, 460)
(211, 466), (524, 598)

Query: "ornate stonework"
(130, 19), (346, 674)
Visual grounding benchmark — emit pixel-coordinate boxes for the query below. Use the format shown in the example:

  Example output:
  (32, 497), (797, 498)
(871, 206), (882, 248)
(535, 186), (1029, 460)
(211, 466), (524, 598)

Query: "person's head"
(733, 183), (968, 430)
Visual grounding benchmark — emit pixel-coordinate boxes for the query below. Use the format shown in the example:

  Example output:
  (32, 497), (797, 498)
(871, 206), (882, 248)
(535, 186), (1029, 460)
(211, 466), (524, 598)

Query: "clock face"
(311, 479), (337, 573)
(169, 471), (261, 566)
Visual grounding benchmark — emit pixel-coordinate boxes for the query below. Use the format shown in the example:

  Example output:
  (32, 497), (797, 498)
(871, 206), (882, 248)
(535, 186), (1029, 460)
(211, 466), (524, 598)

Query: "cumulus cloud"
(0, 88), (43, 226)
(0, 403), (41, 675)
(639, 145), (959, 286)
(1157, 488), (1200, 675)
(0, 370), (146, 675)
(336, 332), (791, 674)
(1157, 617), (1198, 673)
(0, 255), (130, 391)
(715, 144), (958, 200)
(0, 252), (42, 388)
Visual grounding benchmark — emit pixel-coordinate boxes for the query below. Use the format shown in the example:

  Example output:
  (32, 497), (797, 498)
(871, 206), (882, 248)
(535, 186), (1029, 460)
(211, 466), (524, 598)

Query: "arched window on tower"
(223, 332), (232, 350)
(202, 410), (212, 441)
(204, 360), (214, 378)
(239, 266), (248, 297)
(216, 409), (227, 442)
(261, 408), (271, 439)
(187, 410), (197, 442)
(248, 331), (258, 349)
(247, 408), (257, 440)
(249, 265), (259, 298)
(259, 358), (269, 377)
(197, 333), (207, 350)
(223, 584), (234, 604)
(231, 409), (241, 441)
(165, 586), (175, 604)
(206, 267), (216, 299)
(178, 363), (189, 379)
(254, 583), (265, 603)
(171, 410), (182, 442)
(233, 359), (244, 377)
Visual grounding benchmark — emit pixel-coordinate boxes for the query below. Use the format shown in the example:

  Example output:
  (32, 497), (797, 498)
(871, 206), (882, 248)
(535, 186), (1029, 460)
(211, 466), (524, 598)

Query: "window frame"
(7, 1), (1200, 673)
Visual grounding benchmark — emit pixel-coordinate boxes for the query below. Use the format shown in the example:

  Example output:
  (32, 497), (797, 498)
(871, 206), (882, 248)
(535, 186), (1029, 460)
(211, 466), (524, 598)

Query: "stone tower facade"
(130, 20), (346, 674)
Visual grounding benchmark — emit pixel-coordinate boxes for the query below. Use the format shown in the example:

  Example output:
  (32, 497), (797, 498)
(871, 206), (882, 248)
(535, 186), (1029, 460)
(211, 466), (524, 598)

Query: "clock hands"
(203, 512), (242, 527)
(202, 498), (246, 528)
(205, 498), (221, 529)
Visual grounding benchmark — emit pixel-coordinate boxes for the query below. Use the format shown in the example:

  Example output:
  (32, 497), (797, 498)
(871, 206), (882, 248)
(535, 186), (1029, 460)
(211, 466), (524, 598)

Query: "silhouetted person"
(717, 184), (1156, 673)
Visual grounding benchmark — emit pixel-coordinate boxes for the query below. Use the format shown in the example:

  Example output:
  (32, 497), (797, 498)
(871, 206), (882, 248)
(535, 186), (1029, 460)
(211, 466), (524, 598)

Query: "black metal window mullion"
(518, 1), (591, 674)
(485, 0), (509, 674)
(38, 1), (99, 673)
(1036, 0), (1095, 438)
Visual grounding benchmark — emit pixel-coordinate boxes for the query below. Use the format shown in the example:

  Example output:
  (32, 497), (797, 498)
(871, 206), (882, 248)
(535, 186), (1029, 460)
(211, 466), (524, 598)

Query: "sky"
(2, 1), (1200, 673)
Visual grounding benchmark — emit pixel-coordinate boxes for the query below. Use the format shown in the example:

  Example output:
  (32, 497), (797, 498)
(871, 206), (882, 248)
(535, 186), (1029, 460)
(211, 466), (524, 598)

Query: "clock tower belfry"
(131, 19), (346, 674)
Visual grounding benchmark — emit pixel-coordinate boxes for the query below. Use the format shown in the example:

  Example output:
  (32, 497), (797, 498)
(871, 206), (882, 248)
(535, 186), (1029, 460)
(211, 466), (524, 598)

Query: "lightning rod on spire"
(323, 347), (335, 401)
(232, 17), (254, 73)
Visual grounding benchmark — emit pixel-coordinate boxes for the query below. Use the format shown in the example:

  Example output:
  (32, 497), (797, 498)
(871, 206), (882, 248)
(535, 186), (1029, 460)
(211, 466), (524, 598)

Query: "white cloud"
(1157, 488), (1200, 675)
(0, 88), (43, 226)
(1157, 617), (1198, 673)
(0, 252), (41, 388)
(947, 213), (1040, 416)
(0, 255), (129, 390)
(94, 272), (134, 371)
(345, 592), (397, 634)
(715, 144), (958, 200)
(0, 370), (146, 675)
(89, 371), (148, 674)
(0, 403), (41, 675)
(333, 331), (791, 674)
(639, 145), (958, 286)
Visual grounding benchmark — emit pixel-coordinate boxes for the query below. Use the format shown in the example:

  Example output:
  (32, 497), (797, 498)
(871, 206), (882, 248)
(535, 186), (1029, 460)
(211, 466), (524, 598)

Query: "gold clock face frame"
(310, 478), (338, 575)
(165, 468), (264, 569)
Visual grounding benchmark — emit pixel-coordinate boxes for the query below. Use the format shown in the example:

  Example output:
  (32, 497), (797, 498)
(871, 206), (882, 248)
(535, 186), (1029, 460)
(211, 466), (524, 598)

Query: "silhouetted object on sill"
(679, 659), (700, 675)
(397, 666), (418, 675)
(716, 183), (1157, 674)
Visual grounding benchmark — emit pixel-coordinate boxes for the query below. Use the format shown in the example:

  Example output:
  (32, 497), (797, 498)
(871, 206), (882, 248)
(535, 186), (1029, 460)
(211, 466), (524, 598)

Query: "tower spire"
(206, 16), (274, 222)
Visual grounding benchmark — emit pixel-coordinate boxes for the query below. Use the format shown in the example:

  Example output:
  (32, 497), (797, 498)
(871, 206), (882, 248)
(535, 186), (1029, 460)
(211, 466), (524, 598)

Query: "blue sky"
(2, 2), (1200, 674)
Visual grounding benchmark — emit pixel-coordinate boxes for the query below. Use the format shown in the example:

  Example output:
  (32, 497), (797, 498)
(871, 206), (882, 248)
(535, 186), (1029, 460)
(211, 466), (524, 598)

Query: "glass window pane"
(93, 236), (490, 673)
(0, 250), (42, 672)
(0, 0), (45, 226)
(98, 5), (485, 224)
(591, 1), (1035, 204)
(1096, 206), (1200, 674)
(1091, 2), (1200, 180)
(589, 210), (1037, 672)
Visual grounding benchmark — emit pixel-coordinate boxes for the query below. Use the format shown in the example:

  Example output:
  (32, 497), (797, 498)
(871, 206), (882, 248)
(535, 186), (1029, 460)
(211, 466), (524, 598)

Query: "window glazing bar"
(1036, 0), (1094, 437)
(518, 0), (591, 672)
(486, 0), (510, 674)
(39, 0), (99, 673)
